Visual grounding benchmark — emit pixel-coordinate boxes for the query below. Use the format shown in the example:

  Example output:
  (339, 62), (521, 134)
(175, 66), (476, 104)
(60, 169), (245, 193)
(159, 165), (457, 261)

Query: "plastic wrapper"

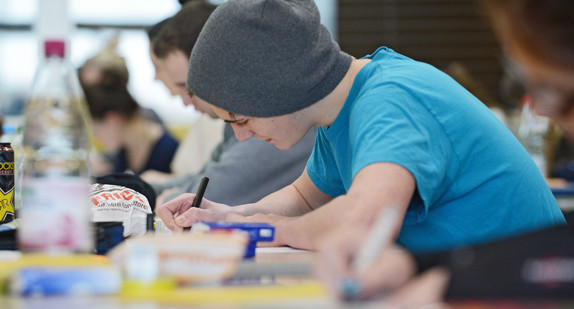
(90, 183), (152, 237)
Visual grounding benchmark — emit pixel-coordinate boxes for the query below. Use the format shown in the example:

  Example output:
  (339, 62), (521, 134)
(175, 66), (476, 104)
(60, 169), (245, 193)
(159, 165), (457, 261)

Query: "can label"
(0, 143), (15, 225)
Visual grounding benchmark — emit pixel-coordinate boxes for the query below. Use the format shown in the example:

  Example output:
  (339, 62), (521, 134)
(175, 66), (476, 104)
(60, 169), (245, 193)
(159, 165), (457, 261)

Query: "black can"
(0, 142), (15, 224)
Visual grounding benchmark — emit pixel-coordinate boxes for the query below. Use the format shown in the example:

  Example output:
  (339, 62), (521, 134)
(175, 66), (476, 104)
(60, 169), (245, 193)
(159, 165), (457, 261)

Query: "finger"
(155, 206), (177, 231)
(314, 231), (360, 299)
(171, 224), (184, 234)
(357, 247), (417, 298)
(314, 246), (343, 298)
(155, 193), (195, 230)
(175, 206), (225, 227)
(174, 207), (202, 227)
(156, 193), (195, 216)
(384, 267), (450, 308)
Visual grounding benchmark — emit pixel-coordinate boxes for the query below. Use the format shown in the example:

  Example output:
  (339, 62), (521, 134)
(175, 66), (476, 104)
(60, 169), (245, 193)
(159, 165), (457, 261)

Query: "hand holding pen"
(155, 177), (231, 232)
(314, 206), (409, 301)
(339, 206), (400, 300)
(183, 177), (209, 230)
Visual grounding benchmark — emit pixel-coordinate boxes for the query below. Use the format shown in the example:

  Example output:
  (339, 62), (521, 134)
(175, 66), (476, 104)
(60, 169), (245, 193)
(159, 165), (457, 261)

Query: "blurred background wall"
(0, 0), (339, 137)
(338, 0), (503, 108)
(0, 0), (507, 135)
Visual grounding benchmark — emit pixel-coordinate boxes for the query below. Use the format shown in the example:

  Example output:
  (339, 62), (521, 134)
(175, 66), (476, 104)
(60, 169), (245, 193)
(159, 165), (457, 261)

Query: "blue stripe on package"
(11, 267), (122, 296)
(201, 222), (275, 258)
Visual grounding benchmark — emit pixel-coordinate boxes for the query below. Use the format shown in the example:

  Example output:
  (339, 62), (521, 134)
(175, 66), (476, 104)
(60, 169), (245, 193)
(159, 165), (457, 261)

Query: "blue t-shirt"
(114, 132), (179, 175)
(307, 47), (565, 253)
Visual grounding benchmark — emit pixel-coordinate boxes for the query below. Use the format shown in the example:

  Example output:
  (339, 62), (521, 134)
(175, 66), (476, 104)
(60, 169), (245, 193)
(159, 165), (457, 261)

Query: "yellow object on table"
(120, 280), (327, 307)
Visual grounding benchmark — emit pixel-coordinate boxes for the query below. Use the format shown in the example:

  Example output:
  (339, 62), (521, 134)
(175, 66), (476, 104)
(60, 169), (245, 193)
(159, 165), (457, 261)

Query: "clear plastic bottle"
(17, 40), (93, 253)
(517, 95), (551, 178)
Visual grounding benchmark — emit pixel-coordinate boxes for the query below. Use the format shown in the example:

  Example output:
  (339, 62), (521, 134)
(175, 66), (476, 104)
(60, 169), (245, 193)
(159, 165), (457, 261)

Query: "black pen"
(192, 176), (210, 208)
(183, 177), (209, 231)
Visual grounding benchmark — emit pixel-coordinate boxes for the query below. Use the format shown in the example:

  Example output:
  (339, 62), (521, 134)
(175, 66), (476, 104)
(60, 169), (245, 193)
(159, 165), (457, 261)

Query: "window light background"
(0, 0), (337, 129)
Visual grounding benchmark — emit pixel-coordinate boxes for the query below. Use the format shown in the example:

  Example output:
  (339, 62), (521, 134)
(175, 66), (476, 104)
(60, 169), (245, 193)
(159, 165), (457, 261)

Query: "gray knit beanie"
(188, 0), (353, 117)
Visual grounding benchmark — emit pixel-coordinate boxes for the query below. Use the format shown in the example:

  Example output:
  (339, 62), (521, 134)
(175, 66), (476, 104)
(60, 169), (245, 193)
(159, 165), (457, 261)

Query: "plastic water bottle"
(18, 40), (93, 253)
(517, 96), (550, 177)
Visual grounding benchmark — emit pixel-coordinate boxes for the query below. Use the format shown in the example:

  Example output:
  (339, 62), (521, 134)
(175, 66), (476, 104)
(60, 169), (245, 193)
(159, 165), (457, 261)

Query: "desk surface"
(0, 247), (334, 309)
(3, 248), (570, 309)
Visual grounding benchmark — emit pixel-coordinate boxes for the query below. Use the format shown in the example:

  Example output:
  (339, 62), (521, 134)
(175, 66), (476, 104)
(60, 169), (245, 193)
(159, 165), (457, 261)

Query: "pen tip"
(339, 277), (363, 301)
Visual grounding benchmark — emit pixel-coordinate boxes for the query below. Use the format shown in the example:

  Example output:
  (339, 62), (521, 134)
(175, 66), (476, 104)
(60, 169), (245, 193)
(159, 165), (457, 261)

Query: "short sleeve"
(349, 86), (456, 216)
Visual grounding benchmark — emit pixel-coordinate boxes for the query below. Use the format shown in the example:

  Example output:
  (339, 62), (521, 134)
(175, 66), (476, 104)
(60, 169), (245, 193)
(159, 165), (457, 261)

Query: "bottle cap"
(44, 40), (65, 58)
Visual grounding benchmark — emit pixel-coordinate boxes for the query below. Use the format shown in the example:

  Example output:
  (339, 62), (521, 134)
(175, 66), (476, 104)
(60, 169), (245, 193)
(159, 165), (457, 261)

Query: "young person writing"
(155, 0), (565, 255)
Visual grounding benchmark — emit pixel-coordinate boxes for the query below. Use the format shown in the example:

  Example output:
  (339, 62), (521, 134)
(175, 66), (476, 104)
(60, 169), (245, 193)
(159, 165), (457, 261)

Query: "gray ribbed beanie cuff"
(188, 0), (353, 118)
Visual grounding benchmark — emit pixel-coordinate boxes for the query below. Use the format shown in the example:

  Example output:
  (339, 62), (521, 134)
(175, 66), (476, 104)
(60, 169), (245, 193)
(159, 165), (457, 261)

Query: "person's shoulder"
(159, 131), (179, 147)
(151, 132), (179, 158)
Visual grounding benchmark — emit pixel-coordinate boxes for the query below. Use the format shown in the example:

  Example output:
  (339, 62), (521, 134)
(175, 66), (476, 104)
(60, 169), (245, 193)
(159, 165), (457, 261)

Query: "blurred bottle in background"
(517, 95), (551, 178)
(17, 40), (93, 253)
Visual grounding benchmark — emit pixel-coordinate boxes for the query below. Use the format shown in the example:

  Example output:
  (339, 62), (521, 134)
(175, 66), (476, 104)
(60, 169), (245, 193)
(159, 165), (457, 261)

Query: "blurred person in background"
(142, 0), (225, 186)
(315, 0), (574, 306)
(79, 37), (179, 176)
(146, 0), (316, 205)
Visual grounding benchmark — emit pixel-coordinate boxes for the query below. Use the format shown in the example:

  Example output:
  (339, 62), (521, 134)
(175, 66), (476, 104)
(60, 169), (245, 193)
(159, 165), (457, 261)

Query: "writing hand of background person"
(314, 224), (418, 300)
(155, 193), (233, 233)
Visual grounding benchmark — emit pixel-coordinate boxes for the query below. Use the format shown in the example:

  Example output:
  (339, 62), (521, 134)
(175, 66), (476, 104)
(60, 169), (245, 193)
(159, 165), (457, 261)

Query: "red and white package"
(90, 183), (152, 237)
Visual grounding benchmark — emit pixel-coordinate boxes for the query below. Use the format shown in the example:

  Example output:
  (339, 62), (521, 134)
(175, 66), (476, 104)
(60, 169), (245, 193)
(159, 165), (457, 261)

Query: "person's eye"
(235, 120), (248, 126)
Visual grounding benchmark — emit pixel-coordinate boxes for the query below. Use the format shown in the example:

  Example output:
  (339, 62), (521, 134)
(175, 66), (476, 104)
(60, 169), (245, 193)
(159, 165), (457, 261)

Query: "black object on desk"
(183, 177), (209, 231)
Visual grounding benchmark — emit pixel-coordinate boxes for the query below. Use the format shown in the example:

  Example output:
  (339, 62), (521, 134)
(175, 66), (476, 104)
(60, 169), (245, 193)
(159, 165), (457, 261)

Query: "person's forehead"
(209, 105), (239, 119)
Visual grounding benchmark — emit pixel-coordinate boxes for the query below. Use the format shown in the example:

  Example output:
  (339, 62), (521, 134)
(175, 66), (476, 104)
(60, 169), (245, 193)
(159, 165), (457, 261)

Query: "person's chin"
(272, 141), (292, 150)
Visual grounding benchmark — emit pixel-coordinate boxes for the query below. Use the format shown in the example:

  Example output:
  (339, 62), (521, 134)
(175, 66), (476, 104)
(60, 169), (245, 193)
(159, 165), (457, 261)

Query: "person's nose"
(231, 125), (255, 141)
(179, 89), (193, 106)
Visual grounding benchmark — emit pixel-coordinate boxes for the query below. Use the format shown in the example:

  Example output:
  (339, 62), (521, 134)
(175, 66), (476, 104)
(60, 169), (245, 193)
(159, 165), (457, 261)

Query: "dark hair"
(480, 0), (574, 70)
(146, 17), (172, 41)
(152, 1), (217, 59)
(82, 82), (140, 121)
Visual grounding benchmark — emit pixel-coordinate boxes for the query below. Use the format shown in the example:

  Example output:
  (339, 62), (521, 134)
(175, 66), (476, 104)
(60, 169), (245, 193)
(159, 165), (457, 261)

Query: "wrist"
(276, 216), (316, 250)
(233, 203), (259, 217)
(274, 216), (300, 248)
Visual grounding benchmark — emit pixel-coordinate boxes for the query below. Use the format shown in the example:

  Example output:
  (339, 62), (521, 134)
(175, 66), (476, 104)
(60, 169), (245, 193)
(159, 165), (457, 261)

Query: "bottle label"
(18, 177), (92, 253)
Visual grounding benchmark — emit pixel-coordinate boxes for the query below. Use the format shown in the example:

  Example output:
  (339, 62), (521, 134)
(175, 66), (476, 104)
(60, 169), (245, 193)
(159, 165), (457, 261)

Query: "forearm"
(275, 194), (373, 250)
(233, 184), (314, 217)
(274, 163), (415, 250)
